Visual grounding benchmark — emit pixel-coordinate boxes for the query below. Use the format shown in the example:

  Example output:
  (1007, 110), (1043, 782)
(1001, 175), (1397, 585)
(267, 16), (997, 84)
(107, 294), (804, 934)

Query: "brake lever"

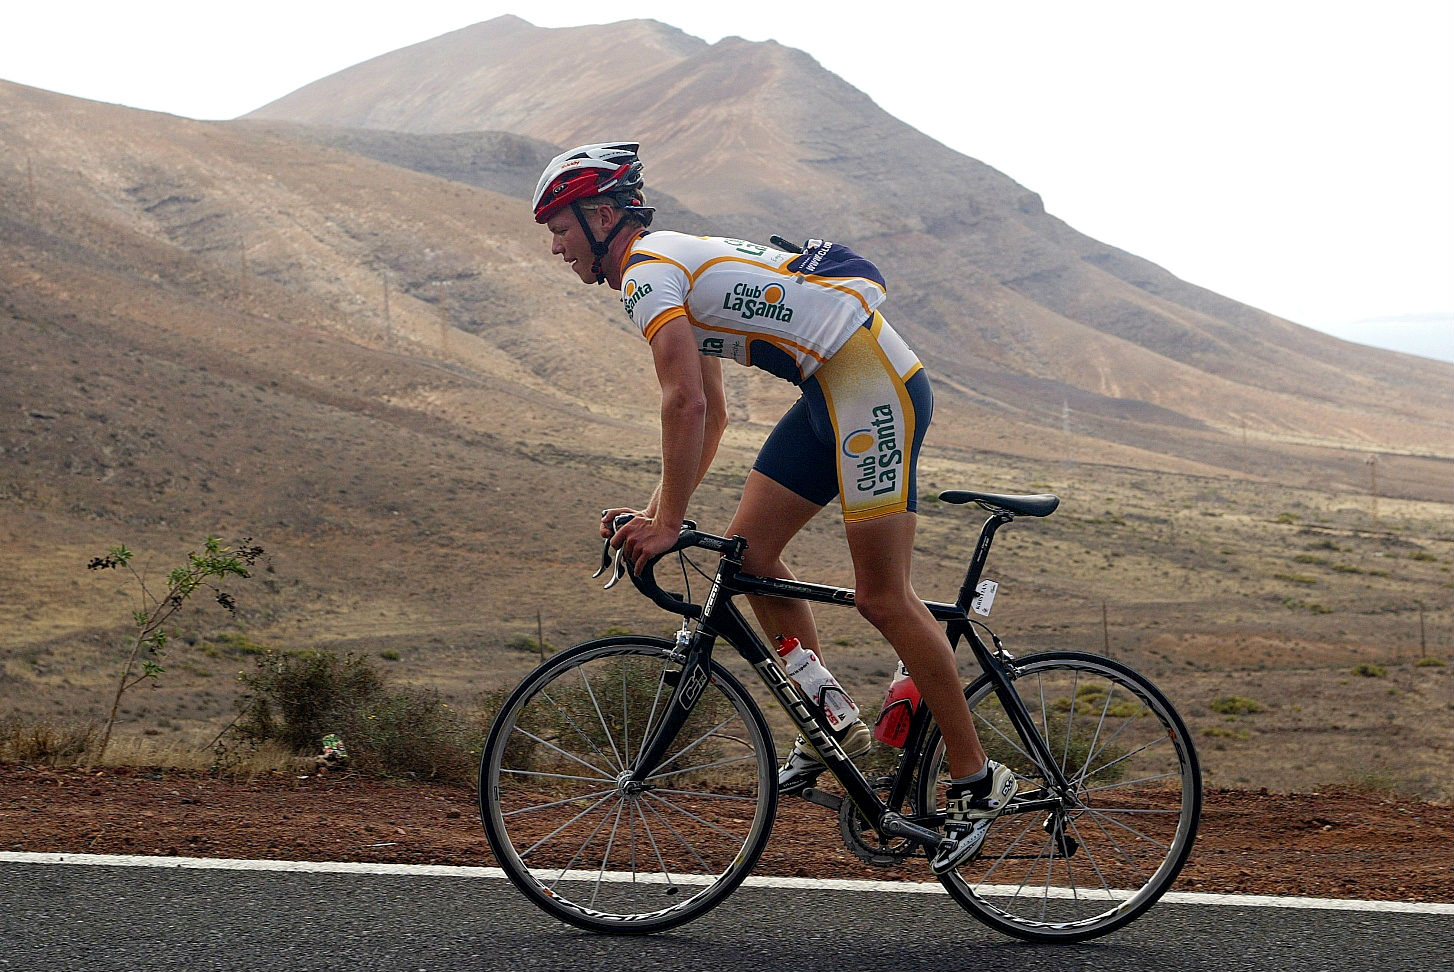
(591, 535), (614, 579)
(603, 545), (628, 590)
(592, 513), (638, 589)
(591, 515), (698, 591)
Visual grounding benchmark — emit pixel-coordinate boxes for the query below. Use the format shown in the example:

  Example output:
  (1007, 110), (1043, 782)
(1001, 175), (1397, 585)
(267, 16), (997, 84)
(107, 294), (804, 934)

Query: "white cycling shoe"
(930, 760), (1018, 875)
(776, 720), (872, 795)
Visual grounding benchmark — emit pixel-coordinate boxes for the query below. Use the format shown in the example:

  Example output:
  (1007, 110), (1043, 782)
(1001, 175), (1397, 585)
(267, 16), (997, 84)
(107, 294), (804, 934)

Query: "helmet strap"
(572, 200), (634, 285)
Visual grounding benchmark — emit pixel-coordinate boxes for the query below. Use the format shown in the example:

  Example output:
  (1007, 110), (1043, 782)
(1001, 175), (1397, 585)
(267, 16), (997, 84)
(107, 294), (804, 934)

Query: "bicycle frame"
(622, 510), (1075, 851)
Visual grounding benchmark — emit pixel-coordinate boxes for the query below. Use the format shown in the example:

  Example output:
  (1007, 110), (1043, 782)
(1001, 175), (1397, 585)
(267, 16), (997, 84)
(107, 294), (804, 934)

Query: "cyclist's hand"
(599, 507), (641, 539)
(609, 515), (679, 573)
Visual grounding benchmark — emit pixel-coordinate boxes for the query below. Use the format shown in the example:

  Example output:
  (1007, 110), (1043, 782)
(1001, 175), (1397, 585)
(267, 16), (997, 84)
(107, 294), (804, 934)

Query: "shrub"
(1341, 770), (1403, 797)
(234, 650), (383, 753)
(351, 689), (476, 782)
(231, 649), (475, 782)
(1351, 663), (1387, 678)
(1209, 696), (1263, 716)
(379, 649), (401, 661)
(1415, 656), (1447, 668)
(207, 631), (272, 657)
(507, 635), (550, 654)
(0, 721), (98, 766)
(1050, 687), (1148, 719)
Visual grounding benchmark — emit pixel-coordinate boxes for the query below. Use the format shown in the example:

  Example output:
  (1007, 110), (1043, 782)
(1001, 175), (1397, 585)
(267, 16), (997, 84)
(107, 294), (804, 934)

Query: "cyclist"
(533, 142), (1015, 873)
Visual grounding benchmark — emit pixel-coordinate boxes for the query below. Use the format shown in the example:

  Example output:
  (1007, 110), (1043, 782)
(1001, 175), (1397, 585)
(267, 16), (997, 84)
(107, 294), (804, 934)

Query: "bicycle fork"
(619, 624), (715, 789)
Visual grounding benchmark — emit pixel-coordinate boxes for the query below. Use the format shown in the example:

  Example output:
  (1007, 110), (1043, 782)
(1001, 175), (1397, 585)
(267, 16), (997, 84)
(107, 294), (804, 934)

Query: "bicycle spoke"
(501, 786), (617, 819)
(636, 661), (674, 760)
(1082, 803), (1173, 851)
(631, 797), (677, 891)
(1082, 769), (1182, 796)
(528, 698), (620, 777)
(1081, 732), (1172, 784)
(507, 725), (616, 781)
(647, 713), (739, 778)
(592, 800), (636, 907)
(536, 791), (619, 881)
(1063, 813), (1121, 899)
(648, 750), (759, 783)
(1060, 669), (1080, 779)
(643, 790), (749, 843)
(576, 666), (625, 771)
(1075, 680), (1117, 784)
(650, 786), (758, 803)
(640, 795), (717, 874)
(499, 767), (610, 785)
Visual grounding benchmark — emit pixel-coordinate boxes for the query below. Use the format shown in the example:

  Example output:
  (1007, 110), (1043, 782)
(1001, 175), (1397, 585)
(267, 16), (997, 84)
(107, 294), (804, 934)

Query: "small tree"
(87, 536), (265, 764)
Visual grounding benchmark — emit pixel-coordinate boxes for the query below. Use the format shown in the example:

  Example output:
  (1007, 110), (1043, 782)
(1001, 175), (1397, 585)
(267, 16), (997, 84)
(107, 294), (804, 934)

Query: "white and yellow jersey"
(619, 232), (896, 383)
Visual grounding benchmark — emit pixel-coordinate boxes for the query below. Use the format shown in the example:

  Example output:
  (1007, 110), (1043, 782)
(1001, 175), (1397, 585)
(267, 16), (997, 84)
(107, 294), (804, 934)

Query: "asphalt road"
(1, 860), (1448, 972)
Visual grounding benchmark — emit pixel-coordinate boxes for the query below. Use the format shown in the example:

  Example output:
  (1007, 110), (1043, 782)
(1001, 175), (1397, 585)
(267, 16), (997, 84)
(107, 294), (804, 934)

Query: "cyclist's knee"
(854, 586), (916, 631)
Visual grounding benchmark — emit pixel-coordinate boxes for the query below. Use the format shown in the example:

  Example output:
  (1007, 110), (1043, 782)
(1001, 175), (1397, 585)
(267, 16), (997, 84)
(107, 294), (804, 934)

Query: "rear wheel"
(916, 651), (1201, 941)
(480, 636), (777, 933)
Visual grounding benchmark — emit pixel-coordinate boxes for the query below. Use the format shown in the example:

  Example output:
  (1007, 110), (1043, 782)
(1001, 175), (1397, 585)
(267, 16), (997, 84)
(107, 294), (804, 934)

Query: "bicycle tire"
(915, 650), (1201, 942)
(480, 636), (777, 933)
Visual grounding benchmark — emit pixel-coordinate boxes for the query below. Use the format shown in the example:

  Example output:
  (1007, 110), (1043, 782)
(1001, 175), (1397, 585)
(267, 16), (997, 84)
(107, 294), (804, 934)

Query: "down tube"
(711, 600), (888, 816)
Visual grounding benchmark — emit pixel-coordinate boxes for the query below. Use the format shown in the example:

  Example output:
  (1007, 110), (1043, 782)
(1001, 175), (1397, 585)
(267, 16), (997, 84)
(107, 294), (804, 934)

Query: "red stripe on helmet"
(534, 163), (634, 223)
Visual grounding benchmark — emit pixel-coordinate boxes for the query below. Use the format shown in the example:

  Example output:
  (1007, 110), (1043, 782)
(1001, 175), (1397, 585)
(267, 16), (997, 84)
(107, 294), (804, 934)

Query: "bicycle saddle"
(938, 490), (1060, 517)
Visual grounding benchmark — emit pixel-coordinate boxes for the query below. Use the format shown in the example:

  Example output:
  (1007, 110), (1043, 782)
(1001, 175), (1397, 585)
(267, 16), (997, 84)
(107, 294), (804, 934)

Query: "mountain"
(247, 17), (1451, 482)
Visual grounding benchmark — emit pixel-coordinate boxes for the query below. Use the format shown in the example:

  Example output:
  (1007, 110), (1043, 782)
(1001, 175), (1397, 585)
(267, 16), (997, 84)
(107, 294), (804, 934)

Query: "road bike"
(479, 490), (1201, 941)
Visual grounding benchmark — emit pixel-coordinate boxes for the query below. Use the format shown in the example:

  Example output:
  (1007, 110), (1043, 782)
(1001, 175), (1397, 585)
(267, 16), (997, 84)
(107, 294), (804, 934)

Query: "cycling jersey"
(620, 233), (889, 383)
(619, 231), (929, 521)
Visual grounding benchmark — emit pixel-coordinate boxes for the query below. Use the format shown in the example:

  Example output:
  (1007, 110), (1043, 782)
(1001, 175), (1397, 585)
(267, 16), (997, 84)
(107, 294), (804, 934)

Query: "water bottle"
(872, 661), (922, 747)
(775, 636), (860, 730)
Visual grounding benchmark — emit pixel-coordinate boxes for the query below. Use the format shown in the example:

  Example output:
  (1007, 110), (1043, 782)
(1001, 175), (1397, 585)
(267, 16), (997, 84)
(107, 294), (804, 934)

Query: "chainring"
(837, 777), (917, 866)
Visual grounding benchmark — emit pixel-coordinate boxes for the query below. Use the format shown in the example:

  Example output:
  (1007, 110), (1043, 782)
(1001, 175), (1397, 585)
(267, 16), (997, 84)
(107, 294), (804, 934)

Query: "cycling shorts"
(752, 312), (931, 522)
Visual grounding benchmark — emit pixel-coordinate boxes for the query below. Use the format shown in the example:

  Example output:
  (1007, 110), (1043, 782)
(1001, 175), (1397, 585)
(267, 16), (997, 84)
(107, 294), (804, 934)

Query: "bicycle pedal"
(799, 787), (843, 812)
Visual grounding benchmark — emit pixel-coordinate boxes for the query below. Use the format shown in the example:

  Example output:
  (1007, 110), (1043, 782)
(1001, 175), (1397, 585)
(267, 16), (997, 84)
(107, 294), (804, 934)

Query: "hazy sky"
(4, 1), (1451, 360)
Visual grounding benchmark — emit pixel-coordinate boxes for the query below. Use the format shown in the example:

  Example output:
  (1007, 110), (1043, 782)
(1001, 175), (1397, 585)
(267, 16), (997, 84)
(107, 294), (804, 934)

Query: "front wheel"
(480, 636), (777, 933)
(916, 651), (1201, 942)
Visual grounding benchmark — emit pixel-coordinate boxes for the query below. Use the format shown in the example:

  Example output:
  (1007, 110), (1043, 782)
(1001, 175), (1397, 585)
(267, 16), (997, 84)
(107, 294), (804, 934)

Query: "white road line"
(3, 851), (1450, 916)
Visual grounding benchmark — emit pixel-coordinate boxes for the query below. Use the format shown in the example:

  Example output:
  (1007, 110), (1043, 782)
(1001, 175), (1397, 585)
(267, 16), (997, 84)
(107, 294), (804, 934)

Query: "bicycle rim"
(917, 651), (1201, 941)
(480, 637), (777, 933)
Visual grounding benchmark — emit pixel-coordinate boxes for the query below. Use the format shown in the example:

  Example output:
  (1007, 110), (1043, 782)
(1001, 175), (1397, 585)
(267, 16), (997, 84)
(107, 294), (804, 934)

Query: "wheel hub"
(616, 770), (652, 797)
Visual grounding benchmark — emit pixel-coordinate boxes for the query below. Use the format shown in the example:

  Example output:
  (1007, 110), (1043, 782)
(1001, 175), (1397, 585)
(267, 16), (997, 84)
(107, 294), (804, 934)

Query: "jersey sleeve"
(620, 253), (689, 342)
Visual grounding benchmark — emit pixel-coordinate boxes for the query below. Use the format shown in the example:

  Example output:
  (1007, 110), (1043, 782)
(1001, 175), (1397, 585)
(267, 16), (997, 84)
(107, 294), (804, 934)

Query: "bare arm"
(645, 352), (725, 518)
(615, 317), (724, 566)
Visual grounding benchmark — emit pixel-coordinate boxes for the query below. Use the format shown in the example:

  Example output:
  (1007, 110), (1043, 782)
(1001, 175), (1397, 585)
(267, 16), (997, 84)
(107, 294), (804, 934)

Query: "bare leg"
(724, 471), (825, 654)
(845, 511), (984, 779)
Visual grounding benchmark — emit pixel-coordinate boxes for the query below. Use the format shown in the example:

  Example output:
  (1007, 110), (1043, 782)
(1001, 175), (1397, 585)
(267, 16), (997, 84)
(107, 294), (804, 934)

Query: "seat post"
(955, 512), (1013, 611)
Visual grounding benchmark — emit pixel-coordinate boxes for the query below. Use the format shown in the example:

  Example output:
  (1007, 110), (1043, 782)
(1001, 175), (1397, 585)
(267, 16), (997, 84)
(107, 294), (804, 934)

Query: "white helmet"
(531, 141), (653, 225)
